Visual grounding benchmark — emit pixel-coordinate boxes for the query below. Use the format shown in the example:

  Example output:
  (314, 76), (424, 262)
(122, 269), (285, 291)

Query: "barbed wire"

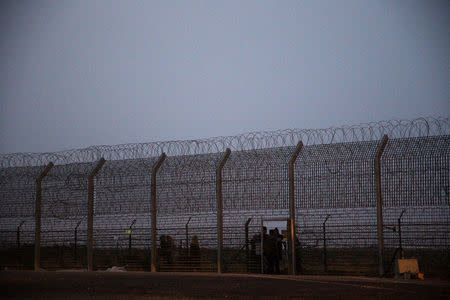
(0, 117), (448, 168)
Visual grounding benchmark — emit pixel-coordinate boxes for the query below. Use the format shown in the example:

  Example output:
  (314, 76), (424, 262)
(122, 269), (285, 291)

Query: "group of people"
(159, 234), (200, 268)
(160, 228), (299, 274)
(251, 227), (285, 274)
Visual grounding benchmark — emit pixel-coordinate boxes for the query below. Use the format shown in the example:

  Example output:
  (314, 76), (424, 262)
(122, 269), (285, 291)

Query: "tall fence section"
(0, 117), (448, 278)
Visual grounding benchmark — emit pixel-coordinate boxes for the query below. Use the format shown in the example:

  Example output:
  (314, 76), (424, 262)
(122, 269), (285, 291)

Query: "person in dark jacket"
(273, 227), (283, 274)
(264, 229), (277, 274)
(160, 235), (174, 264)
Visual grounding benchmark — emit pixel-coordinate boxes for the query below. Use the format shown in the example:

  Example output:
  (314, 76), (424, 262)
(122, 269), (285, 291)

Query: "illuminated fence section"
(0, 117), (448, 277)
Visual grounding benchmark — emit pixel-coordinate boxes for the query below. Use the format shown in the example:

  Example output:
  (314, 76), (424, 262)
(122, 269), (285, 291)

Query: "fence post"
(289, 141), (303, 275)
(151, 153), (167, 272)
(129, 219), (136, 255)
(216, 148), (231, 274)
(245, 218), (252, 273)
(375, 135), (388, 277)
(260, 218), (264, 274)
(87, 158), (105, 271)
(17, 221), (25, 248)
(398, 209), (406, 259)
(34, 162), (53, 271)
(185, 217), (192, 257)
(74, 220), (82, 259)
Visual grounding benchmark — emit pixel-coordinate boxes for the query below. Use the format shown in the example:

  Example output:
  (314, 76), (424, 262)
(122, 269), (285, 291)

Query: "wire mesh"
(0, 117), (448, 276)
(292, 141), (380, 275)
(39, 162), (92, 269)
(221, 147), (292, 273)
(0, 166), (42, 269)
(381, 135), (449, 277)
(155, 154), (222, 272)
(93, 158), (156, 270)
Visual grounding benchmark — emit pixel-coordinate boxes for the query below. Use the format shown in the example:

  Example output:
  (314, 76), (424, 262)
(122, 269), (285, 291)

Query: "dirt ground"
(0, 270), (449, 299)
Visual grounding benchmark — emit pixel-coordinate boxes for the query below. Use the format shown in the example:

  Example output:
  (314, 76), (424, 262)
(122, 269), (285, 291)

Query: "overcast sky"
(1, 1), (448, 154)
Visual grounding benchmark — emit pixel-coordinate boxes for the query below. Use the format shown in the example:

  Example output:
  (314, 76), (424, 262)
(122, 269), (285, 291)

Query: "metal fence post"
(186, 217), (192, 257)
(17, 221), (25, 248)
(34, 162), (53, 271)
(74, 220), (82, 259)
(216, 148), (231, 274)
(289, 141), (303, 275)
(245, 218), (252, 273)
(260, 218), (264, 274)
(398, 209), (406, 259)
(129, 219), (136, 255)
(151, 153), (167, 272)
(87, 158), (105, 271)
(375, 135), (388, 277)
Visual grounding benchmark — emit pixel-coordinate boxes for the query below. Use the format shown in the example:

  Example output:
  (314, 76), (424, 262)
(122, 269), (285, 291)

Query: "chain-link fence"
(0, 117), (448, 278)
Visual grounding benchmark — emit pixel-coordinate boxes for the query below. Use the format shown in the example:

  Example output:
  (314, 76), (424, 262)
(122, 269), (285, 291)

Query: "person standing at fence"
(264, 229), (277, 274)
(190, 235), (200, 271)
(294, 235), (303, 274)
(273, 227), (283, 274)
(160, 235), (174, 265)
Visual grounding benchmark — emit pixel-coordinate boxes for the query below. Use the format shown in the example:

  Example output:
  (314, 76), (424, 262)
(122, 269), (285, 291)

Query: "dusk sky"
(1, 0), (448, 154)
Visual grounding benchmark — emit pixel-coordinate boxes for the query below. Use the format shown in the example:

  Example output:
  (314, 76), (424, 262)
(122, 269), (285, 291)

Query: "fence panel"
(382, 135), (450, 278)
(294, 141), (380, 275)
(0, 166), (41, 269)
(156, 153), (221, 272)
(40, 162), (92, 270)
(222, 147), (292, 274)
(94, 158), (156, 271)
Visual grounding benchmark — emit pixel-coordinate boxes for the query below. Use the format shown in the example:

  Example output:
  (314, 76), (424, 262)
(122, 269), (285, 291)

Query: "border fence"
(0, 117), (448, 278)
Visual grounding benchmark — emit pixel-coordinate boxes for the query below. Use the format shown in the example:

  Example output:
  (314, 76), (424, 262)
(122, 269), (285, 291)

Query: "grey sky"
(1, 0), (448, 154)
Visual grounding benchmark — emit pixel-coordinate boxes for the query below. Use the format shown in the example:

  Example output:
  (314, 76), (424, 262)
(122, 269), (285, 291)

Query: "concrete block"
(396, 258), (419, 275)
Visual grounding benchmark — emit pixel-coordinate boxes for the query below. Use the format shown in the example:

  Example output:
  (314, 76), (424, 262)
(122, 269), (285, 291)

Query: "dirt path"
(1, 271), (449, 299)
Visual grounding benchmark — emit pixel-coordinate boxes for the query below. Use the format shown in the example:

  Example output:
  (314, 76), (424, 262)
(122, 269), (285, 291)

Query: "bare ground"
(0, 270), (449, 300)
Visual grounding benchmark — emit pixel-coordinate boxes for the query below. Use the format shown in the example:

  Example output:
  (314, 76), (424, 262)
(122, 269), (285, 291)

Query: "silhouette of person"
(264, 229), (277, 274)
(273, 227), (283, 274)
(160, 235), (174, 264)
